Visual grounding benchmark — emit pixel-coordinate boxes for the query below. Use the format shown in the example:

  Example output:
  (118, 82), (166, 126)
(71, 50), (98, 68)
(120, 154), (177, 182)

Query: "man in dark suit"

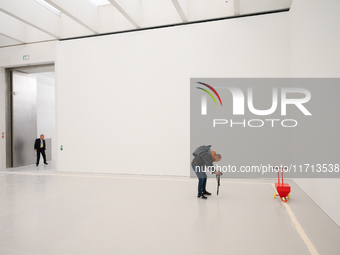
(34, 134), (48, 166)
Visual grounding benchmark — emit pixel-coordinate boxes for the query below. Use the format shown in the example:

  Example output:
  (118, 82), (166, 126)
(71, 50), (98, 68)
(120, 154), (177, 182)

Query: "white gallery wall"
(56, 12), (289, 176)
(289, 0), (340, 227)
(290, 0), (340, 77)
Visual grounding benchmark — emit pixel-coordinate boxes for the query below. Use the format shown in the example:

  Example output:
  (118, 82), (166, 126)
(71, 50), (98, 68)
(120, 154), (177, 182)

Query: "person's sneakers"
(44, 162), (48, 165)
(197, 194), (208, 199)
(203, 191), (211, 195)
(36, 164), (39, 166)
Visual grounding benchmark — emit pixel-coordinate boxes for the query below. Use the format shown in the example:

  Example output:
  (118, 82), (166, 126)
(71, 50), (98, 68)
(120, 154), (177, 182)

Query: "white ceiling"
(0, 0), (292, 48)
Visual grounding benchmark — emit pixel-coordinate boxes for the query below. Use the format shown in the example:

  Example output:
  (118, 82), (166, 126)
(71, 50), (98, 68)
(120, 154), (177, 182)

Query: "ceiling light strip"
(34, 0), (61, 16)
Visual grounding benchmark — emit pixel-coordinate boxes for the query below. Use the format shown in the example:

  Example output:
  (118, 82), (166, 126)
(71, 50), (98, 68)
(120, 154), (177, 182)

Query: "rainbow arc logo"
(196, 82), (222, 106)
(196, 82), (223, 106)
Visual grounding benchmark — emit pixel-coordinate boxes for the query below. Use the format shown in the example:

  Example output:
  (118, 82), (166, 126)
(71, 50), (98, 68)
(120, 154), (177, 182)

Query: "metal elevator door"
(12, 71), (37, 167)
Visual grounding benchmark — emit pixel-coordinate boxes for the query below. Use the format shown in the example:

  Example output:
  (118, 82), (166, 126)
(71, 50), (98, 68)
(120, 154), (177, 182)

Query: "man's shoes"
(197, 194), (208, 199)
(44, 162), (48, 165)
(36, 164), (39, 166)
(203, 191), (211, 195)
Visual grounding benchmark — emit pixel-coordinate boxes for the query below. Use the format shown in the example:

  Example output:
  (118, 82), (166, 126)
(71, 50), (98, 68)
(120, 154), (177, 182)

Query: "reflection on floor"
(0, 163), (339, 255)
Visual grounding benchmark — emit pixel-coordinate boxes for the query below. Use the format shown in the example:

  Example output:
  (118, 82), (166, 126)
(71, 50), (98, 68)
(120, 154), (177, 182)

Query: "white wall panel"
(56, 13), (289, 176)
(289, 0), (340, 227)
(290, 0), (340, 77)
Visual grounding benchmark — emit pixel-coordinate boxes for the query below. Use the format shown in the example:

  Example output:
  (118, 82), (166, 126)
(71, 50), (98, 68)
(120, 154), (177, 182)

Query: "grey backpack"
(193, 145), (212, 166)
(193, 145), (211, 157)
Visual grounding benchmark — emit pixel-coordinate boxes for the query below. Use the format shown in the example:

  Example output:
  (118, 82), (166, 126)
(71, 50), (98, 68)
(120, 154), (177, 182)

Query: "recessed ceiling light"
(34, 0), (61, 16)
(86, 0), (111, 7)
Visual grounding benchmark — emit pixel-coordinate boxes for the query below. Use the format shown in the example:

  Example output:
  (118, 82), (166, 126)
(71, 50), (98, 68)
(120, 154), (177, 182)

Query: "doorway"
(6, 64), (56, 168)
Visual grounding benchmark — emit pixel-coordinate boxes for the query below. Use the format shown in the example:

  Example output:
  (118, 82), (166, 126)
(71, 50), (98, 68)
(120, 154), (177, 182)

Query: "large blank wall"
(289, 0), (340, 227)
(56, 13), (289, 176)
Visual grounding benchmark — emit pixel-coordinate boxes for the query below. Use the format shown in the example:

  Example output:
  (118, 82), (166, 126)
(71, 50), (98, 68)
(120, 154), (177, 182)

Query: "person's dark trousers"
(191, 162), (207, 196)
(36, 148), (47, 165)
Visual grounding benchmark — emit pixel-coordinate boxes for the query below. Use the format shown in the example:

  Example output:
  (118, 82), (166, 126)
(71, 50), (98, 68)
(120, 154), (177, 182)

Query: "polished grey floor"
(0, 163), (339, 255)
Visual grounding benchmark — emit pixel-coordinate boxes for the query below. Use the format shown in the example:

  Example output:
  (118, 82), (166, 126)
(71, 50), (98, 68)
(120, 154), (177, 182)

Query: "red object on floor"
(274, 167), (291, 202)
